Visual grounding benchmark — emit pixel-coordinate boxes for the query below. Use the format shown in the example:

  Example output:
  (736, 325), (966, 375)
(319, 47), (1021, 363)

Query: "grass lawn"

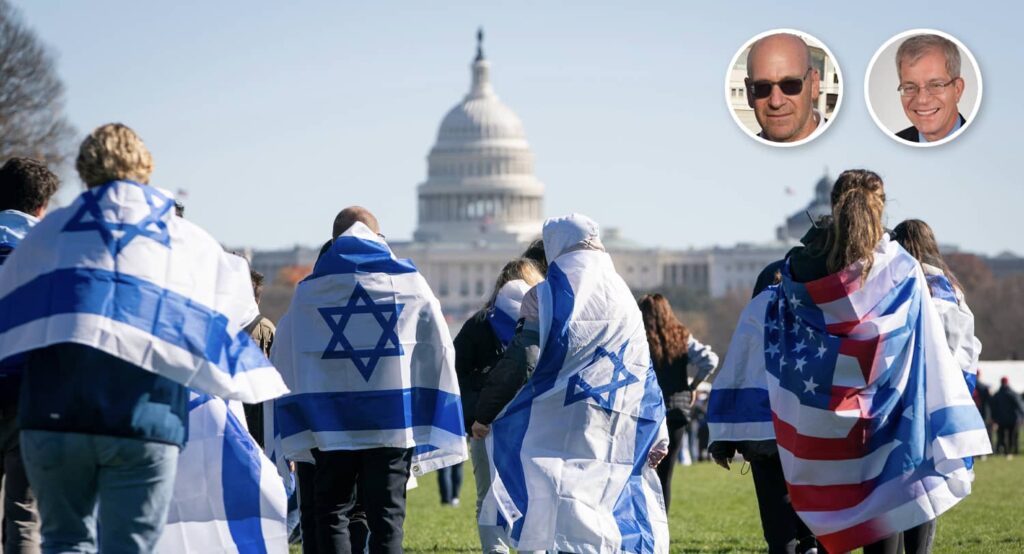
(292, 454), (1024, 553)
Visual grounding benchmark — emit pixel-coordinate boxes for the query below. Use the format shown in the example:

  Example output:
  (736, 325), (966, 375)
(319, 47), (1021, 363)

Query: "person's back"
(481, 213), (670, 553)
(271, 206), (466, 553)
(991, 384), (1024, 426)
(0, 156), (59, 554)
(0, 124), (287, 554)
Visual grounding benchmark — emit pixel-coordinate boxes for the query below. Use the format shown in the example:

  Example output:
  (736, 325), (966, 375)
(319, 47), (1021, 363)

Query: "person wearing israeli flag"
(0, 157), (60, 554)
(708, 170), (990, 554)
(0, 124), (289, 553)
(892, 219), (982, 392)
(476, 213), (670, 554)
(270, 206), (467, 553)
(453, 256), (545, 554)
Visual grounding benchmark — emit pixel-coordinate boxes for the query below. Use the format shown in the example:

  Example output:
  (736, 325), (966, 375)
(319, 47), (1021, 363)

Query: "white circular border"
(864, 28), (982, 148)
(724, 28), (844, 148)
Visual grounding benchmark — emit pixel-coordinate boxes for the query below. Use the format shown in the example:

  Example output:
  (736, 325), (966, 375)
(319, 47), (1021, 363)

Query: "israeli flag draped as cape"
(0, 180), (287, 403)
(922, 263), (981, 394)
(488, 279), (530, 347)
(157, 393), (288, 553)
(708, 238), (990, 553)
(482, 247), (669, 554)
(270, 222), (466, 475)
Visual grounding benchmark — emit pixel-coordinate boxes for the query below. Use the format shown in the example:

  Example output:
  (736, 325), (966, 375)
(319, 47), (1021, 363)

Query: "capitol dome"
(414, 30), (545, 244)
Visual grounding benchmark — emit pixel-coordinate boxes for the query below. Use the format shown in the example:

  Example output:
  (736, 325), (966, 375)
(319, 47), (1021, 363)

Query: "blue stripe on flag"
(963, 371), (977, 396)
(307, 236), (417, 279)
(925, 274), (959, 305)
(0, 267), (269, 376)
(492, 263), (574, 543)
(275, 387), (463, 437)
(221, 399), (268, 554)
(487, 306), (518, 347)
(707, 388), (773, 423)
(612, 366), (664, 553)
(930, 405), (986, 438)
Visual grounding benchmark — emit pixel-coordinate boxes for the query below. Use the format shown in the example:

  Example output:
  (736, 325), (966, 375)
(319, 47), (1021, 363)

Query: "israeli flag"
(481, 248), (669, 554)
(708, 238), (990, 553)
(157, 393), (288, 553)
(488, 279), (530, 347)
(0, 181), (287, 403)
(270, 222), (467, 475)
(922, 263), (981, 394)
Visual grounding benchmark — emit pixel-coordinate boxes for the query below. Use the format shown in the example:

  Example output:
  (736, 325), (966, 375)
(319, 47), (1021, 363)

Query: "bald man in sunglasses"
(745, 33), (823, 143)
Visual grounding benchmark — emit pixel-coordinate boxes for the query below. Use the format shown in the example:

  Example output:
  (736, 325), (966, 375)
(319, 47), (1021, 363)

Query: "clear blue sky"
(13, 0), (1022, 255)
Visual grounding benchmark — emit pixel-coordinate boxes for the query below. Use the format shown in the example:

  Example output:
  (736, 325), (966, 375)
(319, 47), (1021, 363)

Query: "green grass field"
(292, 454), (1024, 553)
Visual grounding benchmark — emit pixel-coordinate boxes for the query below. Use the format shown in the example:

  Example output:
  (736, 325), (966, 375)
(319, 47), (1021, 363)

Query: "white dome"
(437, 94), (526, 144)
(414, 34), (545, 245)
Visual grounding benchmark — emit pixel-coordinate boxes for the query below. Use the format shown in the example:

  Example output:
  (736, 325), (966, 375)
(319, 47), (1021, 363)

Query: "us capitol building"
(251, 33), (831, 321)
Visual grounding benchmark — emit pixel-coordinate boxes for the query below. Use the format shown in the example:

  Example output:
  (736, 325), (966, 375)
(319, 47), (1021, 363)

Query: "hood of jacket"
(541, 213), (604, 263)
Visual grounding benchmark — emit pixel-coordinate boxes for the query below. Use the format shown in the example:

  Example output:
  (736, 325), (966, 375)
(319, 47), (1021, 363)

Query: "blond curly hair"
(75, 123), (154, 188)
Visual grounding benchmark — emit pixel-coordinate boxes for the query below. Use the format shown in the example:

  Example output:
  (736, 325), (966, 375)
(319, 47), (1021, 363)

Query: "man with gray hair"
(744, 33), (823, 143)
(894, 34), (966, 143)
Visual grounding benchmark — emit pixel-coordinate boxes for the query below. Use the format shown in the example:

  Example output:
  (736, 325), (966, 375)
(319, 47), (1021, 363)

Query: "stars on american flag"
(766, 342), (781, 358)
(803, 376), (819, 394)
(793, 339), (807, 354)
(816, 343), (828, 359)
(789, 293), (803, 309)
(795, 357), (808, 372)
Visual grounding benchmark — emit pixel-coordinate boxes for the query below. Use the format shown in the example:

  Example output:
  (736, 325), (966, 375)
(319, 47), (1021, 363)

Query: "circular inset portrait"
(725, 29), (843, 147)
(865, 29), (981, 147)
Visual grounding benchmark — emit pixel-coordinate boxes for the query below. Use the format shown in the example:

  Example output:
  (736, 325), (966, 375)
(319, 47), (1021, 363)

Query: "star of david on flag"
(564, 341), (640, 413)
(62, 183), (174, 256)
(318, 282), (404, 381)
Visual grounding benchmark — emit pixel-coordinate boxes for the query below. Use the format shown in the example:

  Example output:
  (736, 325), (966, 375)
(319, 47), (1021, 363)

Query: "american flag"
(710, 238), (990, 553)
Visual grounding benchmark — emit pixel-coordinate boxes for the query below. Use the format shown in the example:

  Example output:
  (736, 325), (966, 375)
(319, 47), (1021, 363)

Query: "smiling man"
(745, 33), (823, 143)
(895, 34), (966, 144)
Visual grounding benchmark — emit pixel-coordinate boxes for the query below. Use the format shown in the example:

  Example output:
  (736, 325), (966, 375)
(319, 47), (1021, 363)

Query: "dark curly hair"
(0, 157), (60, 214)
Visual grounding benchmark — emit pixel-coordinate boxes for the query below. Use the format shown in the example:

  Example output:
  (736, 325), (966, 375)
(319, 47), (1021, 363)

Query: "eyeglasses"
(897, 78), (958, 98)
(747, 67), (812, 99)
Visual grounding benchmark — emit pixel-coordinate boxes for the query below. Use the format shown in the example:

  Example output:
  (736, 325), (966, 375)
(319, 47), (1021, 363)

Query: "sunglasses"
(747, 67), (812, 99)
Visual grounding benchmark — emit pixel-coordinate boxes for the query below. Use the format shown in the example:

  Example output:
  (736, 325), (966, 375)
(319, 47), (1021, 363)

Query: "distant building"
(983, 252), (1024, 279)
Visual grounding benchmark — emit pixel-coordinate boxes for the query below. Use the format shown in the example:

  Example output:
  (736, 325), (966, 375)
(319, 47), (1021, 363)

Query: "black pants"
(655, 418), (688, 511)
(299, 460), (370, 554)
(312, 447), (412, 554)
(298, 462), (319, 554)
(996, 422), (1019, 454)
(749, 454), (817, 554)
(863, 520), (937, 554)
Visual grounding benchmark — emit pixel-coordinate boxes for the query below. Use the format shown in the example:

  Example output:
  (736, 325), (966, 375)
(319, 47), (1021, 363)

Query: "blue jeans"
(437, 462), (463, 504)
(20, 431), (179, 554)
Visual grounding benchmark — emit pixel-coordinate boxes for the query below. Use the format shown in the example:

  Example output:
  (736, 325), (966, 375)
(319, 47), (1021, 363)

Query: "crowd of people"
(0, 123), (1011, 554)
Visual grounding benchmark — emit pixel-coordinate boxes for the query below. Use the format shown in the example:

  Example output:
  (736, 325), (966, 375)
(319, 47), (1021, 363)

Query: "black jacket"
(473, 323), (541, 425)
(20, 343), (189, 447)
(453, 309), (504, 431)
(990, 385), (1024, 426)
(655, 353), (691, 426)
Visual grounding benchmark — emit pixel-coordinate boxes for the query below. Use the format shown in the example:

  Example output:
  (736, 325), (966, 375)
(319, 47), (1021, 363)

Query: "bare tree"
(0, 0), (74, 165)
